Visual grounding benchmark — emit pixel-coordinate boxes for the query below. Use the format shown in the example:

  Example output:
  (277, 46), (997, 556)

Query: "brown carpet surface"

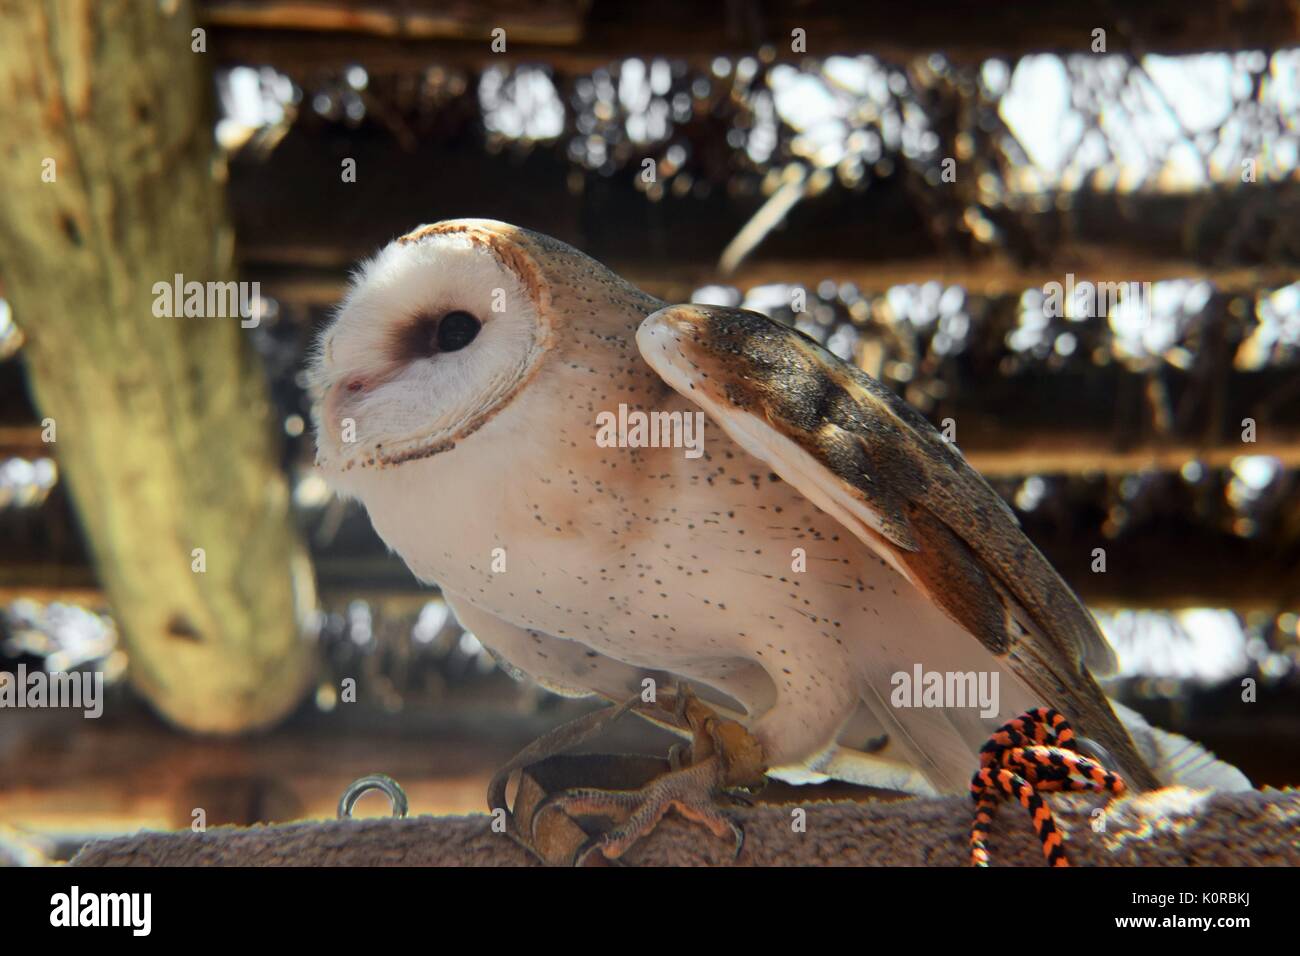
(72, 787), (1300, 866)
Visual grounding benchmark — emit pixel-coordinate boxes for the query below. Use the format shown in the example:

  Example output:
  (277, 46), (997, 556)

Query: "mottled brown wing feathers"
(841, 371), (1119, 677)
(896, 501), (1015, 656)
(640, 305), (1158, 790)
(652, 304), (1113, 671)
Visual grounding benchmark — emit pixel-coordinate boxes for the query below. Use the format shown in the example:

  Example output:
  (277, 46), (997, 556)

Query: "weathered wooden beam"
(223, 124), (1300, 276)
(0, 0), (315, 732)
(0, 425), (48, 457)
(204, 0), (1300, 74)
(245, 254), (1299, 307)
(961, 432), (1300, 477)
(204, 0), (587, 44)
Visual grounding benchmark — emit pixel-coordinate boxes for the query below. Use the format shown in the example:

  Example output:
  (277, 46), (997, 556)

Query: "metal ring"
(338, 773), (409, 819)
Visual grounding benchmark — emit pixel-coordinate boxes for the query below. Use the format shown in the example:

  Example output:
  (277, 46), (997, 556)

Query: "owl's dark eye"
(437, 310), (481, 352)
(393, 310), (482, 361)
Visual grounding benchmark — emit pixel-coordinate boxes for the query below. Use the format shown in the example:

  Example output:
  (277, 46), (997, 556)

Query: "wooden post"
(0, 0), (315, 731)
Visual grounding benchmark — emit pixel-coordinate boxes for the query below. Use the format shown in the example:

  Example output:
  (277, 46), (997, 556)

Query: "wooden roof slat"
(204, 0), (587, 43)
(205, 0), (1300, 72)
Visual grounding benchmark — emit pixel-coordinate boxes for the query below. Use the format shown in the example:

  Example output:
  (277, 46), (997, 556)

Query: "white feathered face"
(310, 223), (551, 491)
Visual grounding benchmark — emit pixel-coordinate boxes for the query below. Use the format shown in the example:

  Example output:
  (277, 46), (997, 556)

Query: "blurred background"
(1, 0), (1298, 864)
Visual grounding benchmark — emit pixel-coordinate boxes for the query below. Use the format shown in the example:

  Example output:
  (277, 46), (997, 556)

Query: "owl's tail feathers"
(802, 702), (1254, 797)
(771, 703), (1252, 796)
(1112, 701), (1253, 792)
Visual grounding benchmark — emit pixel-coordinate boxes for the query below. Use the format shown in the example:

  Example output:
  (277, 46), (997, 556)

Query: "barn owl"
(311, 219), (1248, 859)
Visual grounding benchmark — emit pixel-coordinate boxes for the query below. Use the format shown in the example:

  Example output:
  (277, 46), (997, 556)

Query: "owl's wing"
(637, 304), (1160, 791)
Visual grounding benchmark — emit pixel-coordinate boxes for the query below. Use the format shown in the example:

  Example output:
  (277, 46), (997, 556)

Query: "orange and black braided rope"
(969, 708), (1126, 867)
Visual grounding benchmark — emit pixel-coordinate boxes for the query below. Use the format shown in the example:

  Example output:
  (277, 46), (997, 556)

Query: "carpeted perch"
(72, 787), (1300, 866)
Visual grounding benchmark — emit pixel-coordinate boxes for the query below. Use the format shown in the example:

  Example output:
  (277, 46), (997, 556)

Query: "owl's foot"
(969, 707), (1127, 867)
(539, 686), (766, 864)
(540, 756), (743, 863)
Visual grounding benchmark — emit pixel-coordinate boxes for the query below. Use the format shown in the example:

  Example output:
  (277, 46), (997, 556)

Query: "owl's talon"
(535, 693), (764, 864)
(542, 755), (744, 863)
(572, 837), (627, 867)
(667, 742), (689, 771)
